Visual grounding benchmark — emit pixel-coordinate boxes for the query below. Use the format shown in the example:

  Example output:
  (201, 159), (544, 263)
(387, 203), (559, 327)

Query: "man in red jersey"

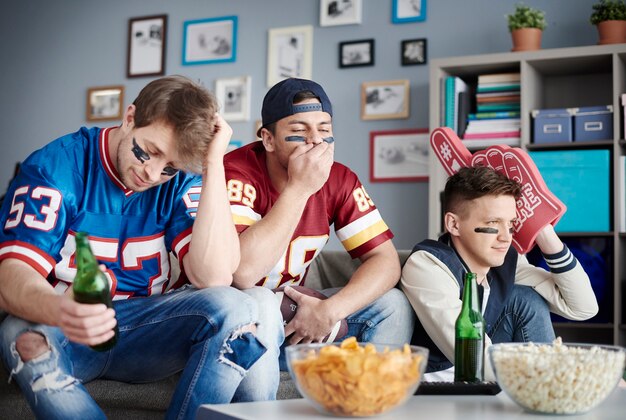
(224, 78), (414, 369)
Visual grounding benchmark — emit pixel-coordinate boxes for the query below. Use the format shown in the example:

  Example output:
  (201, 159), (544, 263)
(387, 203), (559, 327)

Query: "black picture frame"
(127, 15), (167, 78)
(339, 38), (374, 68)
(401, 38), (427, 66)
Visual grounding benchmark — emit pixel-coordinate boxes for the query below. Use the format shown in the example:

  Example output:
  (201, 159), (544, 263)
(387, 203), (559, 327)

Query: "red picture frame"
(370, 128), (429, 182)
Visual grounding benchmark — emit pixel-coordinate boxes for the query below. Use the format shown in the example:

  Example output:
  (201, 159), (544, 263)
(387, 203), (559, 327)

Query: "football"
(272, 285), (349, 343)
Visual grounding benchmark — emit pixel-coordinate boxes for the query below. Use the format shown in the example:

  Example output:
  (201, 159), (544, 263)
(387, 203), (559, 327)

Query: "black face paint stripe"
(474, 227), (499, 234)
(161, 166), (178, 176)
(132, 138), (150, 164)
(284, 136), (335, 143)
(133, 138), (177, 176)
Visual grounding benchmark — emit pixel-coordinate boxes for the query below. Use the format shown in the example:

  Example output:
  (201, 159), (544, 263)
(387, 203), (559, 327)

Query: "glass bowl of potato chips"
(286, 337), (428, 417)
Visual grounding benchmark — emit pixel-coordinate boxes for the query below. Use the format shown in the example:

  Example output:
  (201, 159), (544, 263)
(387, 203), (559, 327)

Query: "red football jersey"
(224, 142), (393, 289)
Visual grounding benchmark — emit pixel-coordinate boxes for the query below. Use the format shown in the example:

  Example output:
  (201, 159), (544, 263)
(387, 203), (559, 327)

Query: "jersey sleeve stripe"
(232, 214), (258, 227)
(0, 241), (56, 277)
(172, 227), (192, 259)
(335, 209), (383, 241)
(231, 204), (262, 220)
(340, 219), (390, 251)
(347, 232), (393, 259)
(543, 245), (577, 273)
(231, 204), (262, 227)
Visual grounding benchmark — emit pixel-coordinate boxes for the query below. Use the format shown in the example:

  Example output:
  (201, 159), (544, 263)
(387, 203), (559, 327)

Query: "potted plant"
(506, 4), (547, 52)
(590, 0), (626, 44)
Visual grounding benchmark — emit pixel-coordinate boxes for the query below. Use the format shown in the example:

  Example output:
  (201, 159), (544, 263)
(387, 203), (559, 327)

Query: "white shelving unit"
(428, 44), (626, 346)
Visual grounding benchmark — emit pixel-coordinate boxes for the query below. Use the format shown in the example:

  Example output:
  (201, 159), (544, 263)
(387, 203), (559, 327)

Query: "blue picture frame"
(392, 0), (427, 24)
(182, 16), (237, 65)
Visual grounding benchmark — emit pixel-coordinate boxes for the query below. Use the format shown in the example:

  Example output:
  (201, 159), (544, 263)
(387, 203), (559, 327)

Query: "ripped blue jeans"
(0, 285), (281, 420)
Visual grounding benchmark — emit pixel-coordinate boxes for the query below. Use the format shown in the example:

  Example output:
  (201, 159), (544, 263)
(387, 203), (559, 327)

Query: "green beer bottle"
(454, 272), (485, 382)
(73, 232), (118, 351)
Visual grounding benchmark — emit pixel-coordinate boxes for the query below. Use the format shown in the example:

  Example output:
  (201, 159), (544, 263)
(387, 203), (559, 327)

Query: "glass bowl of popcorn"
(285, 337), (428, 417)
(489, 340), (626, 414)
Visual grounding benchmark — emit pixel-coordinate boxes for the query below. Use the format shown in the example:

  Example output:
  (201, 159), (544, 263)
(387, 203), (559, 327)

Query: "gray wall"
(0, 0), (599, 250)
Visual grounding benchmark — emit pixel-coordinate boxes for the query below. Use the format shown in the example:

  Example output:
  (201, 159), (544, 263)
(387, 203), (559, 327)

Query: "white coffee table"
(196, 388), (625, 419)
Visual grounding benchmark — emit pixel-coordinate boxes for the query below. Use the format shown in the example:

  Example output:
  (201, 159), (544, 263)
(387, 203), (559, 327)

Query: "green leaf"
(590, 0), (626, 25)
(506, 3), (547, 31)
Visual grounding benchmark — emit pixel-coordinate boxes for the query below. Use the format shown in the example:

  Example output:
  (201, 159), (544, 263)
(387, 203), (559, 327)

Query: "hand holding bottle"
(71, 232), (119, 351)
(57, 296), (117, 349)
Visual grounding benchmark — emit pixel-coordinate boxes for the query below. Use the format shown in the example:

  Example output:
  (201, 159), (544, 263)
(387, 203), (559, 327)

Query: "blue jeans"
(232, 287), (284, 403)
(0, 285), (281, 420)
(489, 285), (556, 344)
(274, 287), (416, 371)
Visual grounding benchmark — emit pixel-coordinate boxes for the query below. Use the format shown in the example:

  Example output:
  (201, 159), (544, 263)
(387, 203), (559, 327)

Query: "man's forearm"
(233, 186), (310, 288)
(534, 223), (564, 255)
(186, 161), (240, 288)
(322, 241), (400, 320)
(0, 259), (61, 325)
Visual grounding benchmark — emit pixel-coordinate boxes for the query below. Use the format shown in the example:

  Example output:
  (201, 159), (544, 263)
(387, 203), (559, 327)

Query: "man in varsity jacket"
(401, 166), (598, 381)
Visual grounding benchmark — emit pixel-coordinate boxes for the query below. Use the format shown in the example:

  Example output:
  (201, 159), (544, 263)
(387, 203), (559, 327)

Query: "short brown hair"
(133, 75), (217, 174)
(443, 166), (521, 215)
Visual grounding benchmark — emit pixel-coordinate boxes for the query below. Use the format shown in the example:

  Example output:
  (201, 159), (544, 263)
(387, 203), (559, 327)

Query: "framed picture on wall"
(267, 25), (313, 87)
(392, 0), (427, 23)
(320, 0), (362, 26)
(183, 16), (237, 65)
(86, 86), (124, 122)
(370, 128), (429, 182)
(215, 76), (251, 122)
(339, 39), (374, 68)
(127, 15), (167, 78)
(361, 79), (410, 120)
(401, 38), (427, 65)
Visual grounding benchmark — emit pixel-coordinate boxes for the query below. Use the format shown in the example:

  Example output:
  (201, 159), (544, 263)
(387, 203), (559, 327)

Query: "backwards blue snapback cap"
(257, 78), (333, 137)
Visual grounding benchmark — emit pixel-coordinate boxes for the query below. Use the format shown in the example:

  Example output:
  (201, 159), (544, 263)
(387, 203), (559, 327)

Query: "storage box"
(528, 150), (610, 232)
(573, 105), (613, 142)
(531, 108), (573, 144)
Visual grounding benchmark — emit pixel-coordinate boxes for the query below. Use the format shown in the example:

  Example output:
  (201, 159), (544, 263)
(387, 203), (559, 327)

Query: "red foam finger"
(503, 148), (566, 253)
(430, 127), (472, 176)
(471, 145), (511, 172)
(471, 148), (493, 169)
(473, 146), (566, 253)
(429, 127), (566, 254)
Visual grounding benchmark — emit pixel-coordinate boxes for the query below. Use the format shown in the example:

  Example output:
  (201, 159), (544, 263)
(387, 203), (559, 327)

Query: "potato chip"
(290, 337), (426, 416)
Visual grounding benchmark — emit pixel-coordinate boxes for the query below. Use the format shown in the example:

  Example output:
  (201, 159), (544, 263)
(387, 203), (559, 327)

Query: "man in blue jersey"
(0, 76), (282, 419)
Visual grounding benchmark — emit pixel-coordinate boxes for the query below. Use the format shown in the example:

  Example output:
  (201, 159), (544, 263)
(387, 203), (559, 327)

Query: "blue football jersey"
(0, 127), (202, 298)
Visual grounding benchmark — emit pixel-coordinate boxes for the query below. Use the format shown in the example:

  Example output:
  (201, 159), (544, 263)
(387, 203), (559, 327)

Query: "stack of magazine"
(462, 72), (521, 149)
